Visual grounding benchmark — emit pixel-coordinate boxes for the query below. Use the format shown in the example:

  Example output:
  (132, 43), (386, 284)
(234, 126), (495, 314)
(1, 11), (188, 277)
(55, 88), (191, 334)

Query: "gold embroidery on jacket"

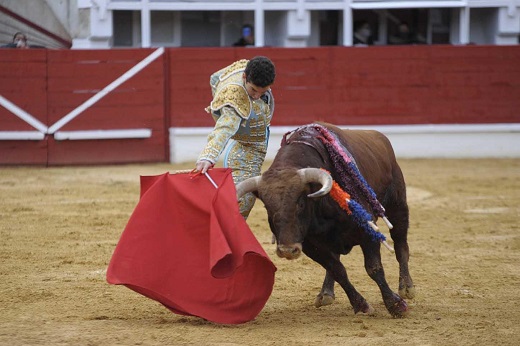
(219, 60), (248, 82)
(210, 84), (251, 119)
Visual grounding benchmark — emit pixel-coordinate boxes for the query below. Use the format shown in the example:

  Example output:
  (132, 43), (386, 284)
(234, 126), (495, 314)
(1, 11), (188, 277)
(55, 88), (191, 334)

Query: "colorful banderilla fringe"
(313, 125), (386, 219)
(327, 171), (387, 243)
(283, 124), (394, 247)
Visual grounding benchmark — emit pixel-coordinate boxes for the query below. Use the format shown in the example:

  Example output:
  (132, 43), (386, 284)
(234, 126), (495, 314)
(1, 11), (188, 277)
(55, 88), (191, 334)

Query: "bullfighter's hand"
(195, 160), (213, 174)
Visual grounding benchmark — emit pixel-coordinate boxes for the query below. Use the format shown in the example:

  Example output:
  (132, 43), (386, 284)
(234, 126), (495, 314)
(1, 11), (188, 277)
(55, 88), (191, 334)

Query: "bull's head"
(236, 168), (332, 260)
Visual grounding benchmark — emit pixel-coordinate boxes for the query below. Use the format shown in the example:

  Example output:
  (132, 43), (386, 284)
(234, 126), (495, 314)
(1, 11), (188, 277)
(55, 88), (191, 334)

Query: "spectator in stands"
(1, 32), (29, 48)
(389, 22), (425, 45)
(194, 56), (276, 219)
(353, 20), (374, 46)
(233, 24), (254, 47)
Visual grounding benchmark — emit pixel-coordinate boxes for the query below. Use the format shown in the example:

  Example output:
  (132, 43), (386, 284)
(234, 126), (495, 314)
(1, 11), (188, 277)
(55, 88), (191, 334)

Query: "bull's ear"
(236, 176), (261, 199)
(297, 168), (332, 198)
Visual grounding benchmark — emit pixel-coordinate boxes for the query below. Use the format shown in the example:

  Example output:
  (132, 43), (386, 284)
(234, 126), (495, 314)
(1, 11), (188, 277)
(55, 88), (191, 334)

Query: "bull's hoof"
(399, 285), (416, 299)
(354, 302), (375, 316)
(314, 293), (335, 308)
(389, 298), (409, 318)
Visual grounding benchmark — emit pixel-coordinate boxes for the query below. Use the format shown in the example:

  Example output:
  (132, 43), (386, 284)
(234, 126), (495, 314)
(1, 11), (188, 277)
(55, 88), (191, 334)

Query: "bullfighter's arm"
(209, 69), (223, 96)
(197, 106), (242, 164)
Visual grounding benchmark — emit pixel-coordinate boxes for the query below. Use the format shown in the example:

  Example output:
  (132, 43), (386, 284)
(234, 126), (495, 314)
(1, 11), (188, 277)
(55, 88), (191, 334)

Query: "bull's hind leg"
(361, 240), (408, 318)
(391, 225), (416, 299)
(384, 181), (416, 299)
(384, 174), (415, 299)
(303, 240), (374, 315)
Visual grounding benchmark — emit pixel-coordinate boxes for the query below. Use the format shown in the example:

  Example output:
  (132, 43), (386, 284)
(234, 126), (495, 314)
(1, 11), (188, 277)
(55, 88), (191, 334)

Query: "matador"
(197, 58), (276, 218)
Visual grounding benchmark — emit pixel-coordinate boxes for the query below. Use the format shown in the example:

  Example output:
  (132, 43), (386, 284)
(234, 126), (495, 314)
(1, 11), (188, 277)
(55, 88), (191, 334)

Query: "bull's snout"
(276, 243), (302, 260)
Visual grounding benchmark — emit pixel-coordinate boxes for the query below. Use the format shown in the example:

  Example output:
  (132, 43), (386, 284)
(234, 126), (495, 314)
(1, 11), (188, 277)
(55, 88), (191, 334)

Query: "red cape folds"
(106, 168), (276, 324)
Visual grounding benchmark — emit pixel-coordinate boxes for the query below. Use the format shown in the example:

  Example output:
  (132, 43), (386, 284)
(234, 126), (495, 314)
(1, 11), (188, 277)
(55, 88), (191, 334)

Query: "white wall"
(169, 124), (520, 164)
(284, 10), (311, 47)
(496, 7), (520, 45)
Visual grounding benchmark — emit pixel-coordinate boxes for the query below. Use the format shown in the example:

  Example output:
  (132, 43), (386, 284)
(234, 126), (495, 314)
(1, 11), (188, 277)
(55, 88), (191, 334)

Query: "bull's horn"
(297, 168), (333, 198)
(236, 176), (261, 199)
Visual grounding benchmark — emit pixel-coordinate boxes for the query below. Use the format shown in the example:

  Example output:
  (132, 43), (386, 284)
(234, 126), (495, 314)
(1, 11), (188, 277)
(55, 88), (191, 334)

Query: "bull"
(236, 122), (415, 317)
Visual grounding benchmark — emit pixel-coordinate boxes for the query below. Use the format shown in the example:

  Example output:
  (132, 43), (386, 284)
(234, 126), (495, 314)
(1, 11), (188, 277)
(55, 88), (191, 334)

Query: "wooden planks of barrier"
(1, 45), (519, 165)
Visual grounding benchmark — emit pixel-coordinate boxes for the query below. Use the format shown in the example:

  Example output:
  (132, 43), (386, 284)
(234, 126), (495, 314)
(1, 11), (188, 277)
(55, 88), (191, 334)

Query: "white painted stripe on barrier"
(169, 123), (520, 162)
(47, 47), (165, 134)
(54, 129), (152, 140)
(0, 95), (48, 133)
(341, 123), (520, 134)
(171, 123), (520, 136)
(0, 131), (45, 140)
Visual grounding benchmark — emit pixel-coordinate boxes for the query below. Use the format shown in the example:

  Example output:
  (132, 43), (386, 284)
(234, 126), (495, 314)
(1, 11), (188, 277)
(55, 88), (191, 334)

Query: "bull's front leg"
(303, 240), (374, 315)
(315, 261), (336, 307)
(360, 241), (408, 318)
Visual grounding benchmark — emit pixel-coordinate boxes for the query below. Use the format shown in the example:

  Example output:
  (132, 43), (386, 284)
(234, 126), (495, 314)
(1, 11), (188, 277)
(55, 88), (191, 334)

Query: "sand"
(1, 158), (519, 345)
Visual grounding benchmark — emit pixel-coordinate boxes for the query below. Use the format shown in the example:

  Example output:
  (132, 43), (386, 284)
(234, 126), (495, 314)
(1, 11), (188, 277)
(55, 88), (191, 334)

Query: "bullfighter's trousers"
(223, 139), (266, 219)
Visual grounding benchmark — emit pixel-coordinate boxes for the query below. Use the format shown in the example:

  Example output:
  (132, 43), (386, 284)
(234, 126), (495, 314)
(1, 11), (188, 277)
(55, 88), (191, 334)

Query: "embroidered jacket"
(198, 59), (275, 164)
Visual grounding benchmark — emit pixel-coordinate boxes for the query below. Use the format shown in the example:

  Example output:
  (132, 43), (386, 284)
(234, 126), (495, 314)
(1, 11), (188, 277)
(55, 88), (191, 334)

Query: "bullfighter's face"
(242, 73), (271, 100)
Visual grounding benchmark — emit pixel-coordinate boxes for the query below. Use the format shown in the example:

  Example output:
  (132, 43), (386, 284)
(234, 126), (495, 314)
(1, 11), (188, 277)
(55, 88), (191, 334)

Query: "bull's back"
(341, 129), (395, 163)
(321, 123), (398, 191)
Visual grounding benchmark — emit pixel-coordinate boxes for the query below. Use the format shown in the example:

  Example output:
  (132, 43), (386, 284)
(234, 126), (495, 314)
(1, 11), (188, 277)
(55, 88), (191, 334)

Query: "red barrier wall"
(45, 49), (167, 165)
(0, 50), (48, 164)
(1, 45), (519, 165)
(169, 45), (520, 127)
(1, 49), (167, 165)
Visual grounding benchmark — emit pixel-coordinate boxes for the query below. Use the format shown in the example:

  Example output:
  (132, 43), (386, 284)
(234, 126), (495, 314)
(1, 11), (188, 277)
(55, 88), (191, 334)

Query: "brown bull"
(236, 122), (415, 318)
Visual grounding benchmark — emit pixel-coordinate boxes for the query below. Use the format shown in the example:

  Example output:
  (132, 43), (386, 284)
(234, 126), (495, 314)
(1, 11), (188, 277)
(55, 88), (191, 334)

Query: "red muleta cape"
(106, 168), (276, 324)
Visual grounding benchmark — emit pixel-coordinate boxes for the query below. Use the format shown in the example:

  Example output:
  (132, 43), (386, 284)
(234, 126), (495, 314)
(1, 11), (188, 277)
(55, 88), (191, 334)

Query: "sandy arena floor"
(1, 158), (519, 345)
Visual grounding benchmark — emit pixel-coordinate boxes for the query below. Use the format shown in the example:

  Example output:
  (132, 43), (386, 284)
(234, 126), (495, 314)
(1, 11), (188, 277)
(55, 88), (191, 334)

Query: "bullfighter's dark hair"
(245, 56), (275, 88)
